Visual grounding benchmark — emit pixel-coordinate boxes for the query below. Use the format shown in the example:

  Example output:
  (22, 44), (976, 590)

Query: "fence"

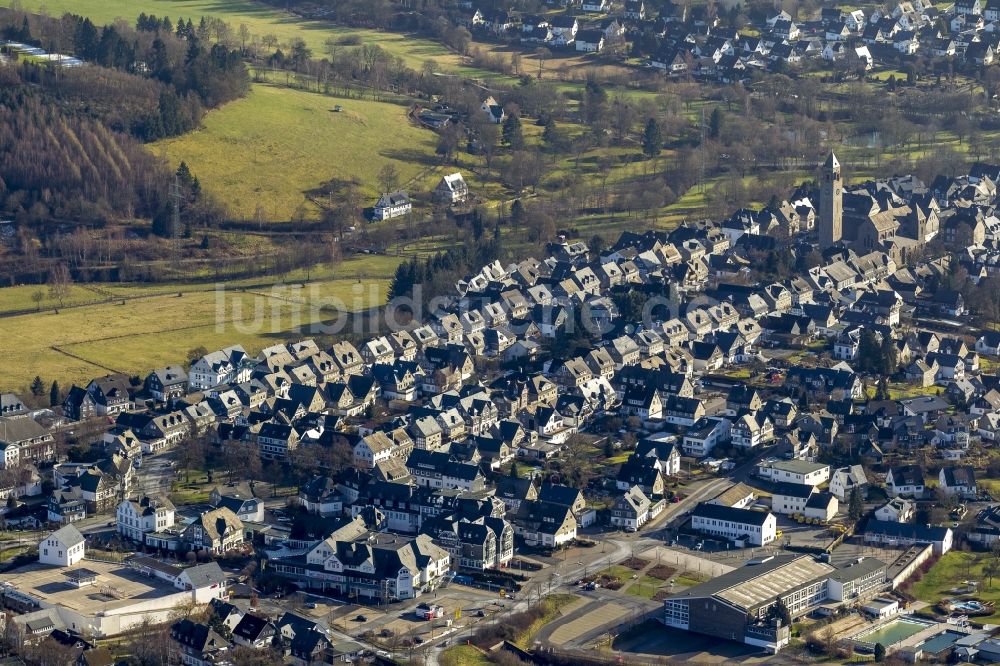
(531, 644), (677, 666)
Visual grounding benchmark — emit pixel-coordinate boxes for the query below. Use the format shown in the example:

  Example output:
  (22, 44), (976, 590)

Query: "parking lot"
(667, 511), (836, 565)
(774, 514), (839, 550)
(229, 578), (510, 645)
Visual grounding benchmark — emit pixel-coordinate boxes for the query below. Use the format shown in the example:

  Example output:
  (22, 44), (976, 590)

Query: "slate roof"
(691, 502), (771, 526)
(47, 524), (85, 548)
(182, 562), (227, 588)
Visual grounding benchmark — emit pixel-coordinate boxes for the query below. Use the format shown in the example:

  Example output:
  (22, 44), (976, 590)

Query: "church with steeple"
(815, 152), (935, 261)
(819, 152), (843, 250)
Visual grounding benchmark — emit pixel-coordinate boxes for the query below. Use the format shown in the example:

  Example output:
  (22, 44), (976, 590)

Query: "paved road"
(106, 436), (776, 666)
(134, 452), (177, 495)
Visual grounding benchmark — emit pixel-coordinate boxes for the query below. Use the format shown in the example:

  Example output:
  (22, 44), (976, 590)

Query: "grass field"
(152, 84), (440, 220)
(625, 576), (664, 600)
(0, 252), (405, 318)
(0, 270), (389, 391)
(440, 645), (491, 666)
(910, 551), (1000, 624)
(5, 0), (467, 72)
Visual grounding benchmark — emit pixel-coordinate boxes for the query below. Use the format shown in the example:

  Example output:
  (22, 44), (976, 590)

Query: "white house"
(372, 191), (412, 221)
(886, 465), (925, 497)
(189, 346), (250, 392)
(211, 490), (265, 523)
(609, 486), (657, 532)
(39, 525), (85, 567)
(772, 481), (839, 523)
(976, 331), (1000, 356)
(690, 503), (776, 547)
(759, 460), (830, 486)
(434, 172), (470, 204)
(771, 483), (815, 517)
(939, 466), (977, 498)
(731, 413), (774, 449)
(804, 492), (839, 523)
(874, 498), (915, 523)
(708, 483), (756, 509)
(353, 432), (395, 469)
(682, 417), (731, 457)
(575, 29), (605, 52)
(634, 435), (681, 476)
(117, 496), (175, 542)
(480, 96), (505, 124)
(829, 465), (868, 502)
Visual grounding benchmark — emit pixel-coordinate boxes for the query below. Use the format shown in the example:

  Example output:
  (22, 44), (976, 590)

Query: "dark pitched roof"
(691, 502), (770, 526)
(889, 464), (924, 486)
(233, 613), (273, 642)
(537, 483), (582, 507)
(941, 465), (976, 487)
(863, 519), (951, 542)
(772, 482), (814, 499)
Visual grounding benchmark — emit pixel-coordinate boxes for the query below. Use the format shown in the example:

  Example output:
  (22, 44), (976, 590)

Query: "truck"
(416, 603), (444, 620)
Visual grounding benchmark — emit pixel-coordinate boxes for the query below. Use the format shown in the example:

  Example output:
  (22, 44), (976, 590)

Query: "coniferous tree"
(49, 381), (60, 407)
(30, 376), (45, 397)
(502, 114), (523, 149)
(510, 199), (524, 229)
(848, 486), (864, 522)
(642, 118), (662, 157)
(709, 107), (722, 139)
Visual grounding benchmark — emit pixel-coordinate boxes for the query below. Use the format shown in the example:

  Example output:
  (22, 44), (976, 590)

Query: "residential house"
(145, 367), (188, 402)
(886, 465), (925, 497)
(874, 498), (915, 523)
(372, 191), (412, 221)
(829, 465), (868, 502)
(233, 613), (275, 649)
(183, 507), (245, 554)
(610, 486), (664, 531)
(514, 500), (577, 548)
(170, 620), (230, 666)
(189, 346), (250, 392)
(39, 525), (85, 567)
(939, 465), (977, 498)
(117, 496), (175, 542)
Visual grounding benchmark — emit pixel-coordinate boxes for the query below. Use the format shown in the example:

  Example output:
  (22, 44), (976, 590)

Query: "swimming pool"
(917, 630), (964, 655)
(951, 599), (988, 613)
(855, 618), (933, 646)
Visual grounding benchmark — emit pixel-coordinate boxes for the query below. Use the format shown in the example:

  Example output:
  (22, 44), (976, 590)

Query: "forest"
(0, 7), (248, 233)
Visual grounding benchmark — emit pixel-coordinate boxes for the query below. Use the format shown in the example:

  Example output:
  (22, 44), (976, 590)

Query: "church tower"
(819, 152), (843, 250)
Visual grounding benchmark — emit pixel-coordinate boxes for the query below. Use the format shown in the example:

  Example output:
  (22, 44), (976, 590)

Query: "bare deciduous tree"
(47, 263), (72, 308)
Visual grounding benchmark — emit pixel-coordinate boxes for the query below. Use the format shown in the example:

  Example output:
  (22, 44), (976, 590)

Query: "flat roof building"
(0, 557), (226, 638)
(663, 554), (887, 653)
